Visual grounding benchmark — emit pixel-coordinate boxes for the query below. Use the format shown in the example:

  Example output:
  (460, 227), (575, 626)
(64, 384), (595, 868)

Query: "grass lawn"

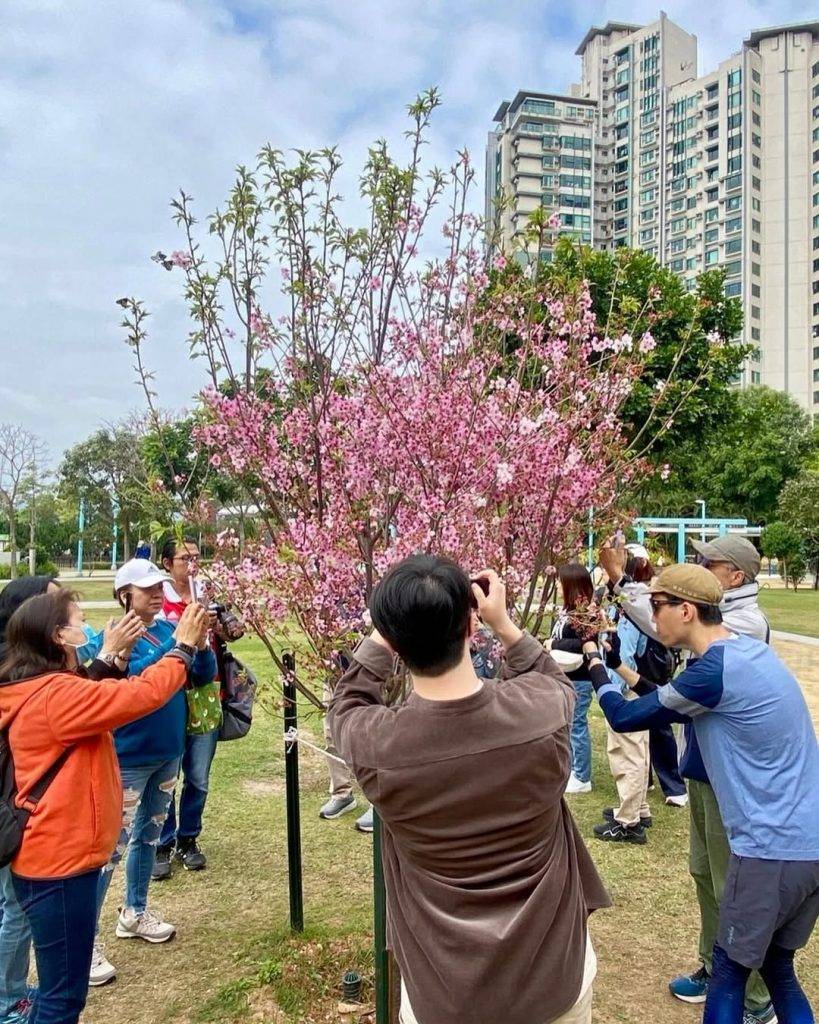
(79, 628), (817, 1024)
(758, 586), (819, 638)
(68, 578), (119, 604)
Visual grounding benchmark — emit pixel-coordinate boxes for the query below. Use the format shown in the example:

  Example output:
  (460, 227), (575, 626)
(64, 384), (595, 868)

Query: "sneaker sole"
(115, 926), (176, 943)
(181, 861), (206, 871)
(355, 825), (374, 833)
(89, 970), (117, 987)
(319, 799), (358, 820)
(594, 832), (648, 845)
(669, 991), (707, 1004)
(151, 869), (172, 882)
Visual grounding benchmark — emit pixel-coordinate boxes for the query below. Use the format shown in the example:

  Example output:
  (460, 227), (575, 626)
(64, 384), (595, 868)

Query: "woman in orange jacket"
(0, 589), (209, 1024)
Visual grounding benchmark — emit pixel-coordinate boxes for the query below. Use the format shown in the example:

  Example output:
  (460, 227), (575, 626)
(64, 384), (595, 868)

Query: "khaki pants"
(605, 703), (650, 826)
(322, 678), (353, 799)
(399, 983), (593, 1024)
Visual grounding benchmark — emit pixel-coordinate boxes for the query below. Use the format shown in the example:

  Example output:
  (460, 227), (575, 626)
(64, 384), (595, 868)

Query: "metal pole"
(282, 652), (303, 932)
(586, 507), (594, 572)
(76, 497), (85, 575)
(373, 809), (394, 1024)
(111, 498), (119, 570)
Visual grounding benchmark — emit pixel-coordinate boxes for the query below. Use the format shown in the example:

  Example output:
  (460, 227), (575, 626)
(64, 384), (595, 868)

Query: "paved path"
(774, 638), (819, 731)
(772, 629), (819, 648)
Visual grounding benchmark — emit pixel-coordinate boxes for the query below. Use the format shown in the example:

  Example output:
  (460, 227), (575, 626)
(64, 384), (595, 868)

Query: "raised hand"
(174, 603), (210, 649)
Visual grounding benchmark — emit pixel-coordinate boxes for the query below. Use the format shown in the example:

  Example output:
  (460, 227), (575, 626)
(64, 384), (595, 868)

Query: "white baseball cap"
(114, 559), (171, 592)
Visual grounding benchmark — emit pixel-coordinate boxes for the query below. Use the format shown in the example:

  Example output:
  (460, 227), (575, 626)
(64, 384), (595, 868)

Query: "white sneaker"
(666, 793), (689, 807)
(115, 906), (176, 943)
(565, 774), (592, 794)
(89, 940), (117, 986)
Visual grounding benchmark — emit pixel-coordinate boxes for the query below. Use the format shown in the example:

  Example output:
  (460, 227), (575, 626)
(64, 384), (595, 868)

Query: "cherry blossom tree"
(121, 91), (724, 704)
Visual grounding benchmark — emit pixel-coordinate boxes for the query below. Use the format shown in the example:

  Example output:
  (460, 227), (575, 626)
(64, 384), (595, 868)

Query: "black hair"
(0, 576), (57, 654)
(369, 554), (472, 677)
(694, 603), (723, 626)
(0, 589), (77, 682)
(160, 536), (197, 570)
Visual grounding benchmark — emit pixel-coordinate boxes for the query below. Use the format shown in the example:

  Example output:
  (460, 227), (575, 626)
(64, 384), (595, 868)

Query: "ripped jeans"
(96, 758), (180, 925)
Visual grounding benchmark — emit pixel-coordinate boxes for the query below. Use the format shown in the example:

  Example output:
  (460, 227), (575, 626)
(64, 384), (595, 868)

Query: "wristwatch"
(173, 642), (197, 659)
(99, 651), (117, 666)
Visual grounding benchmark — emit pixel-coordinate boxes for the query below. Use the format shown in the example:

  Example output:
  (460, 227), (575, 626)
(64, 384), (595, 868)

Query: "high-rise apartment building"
(487, 17), (819, 417)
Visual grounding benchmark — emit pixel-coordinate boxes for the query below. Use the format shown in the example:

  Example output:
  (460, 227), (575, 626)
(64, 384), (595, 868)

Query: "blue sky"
(1, 0), (816, 460)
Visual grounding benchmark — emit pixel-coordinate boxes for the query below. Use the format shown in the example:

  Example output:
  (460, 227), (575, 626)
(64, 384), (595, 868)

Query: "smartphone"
(469, 576), (490, 609)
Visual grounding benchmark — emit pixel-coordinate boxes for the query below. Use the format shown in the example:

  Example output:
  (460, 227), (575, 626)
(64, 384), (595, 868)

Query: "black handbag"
(215, 642), (257, 742)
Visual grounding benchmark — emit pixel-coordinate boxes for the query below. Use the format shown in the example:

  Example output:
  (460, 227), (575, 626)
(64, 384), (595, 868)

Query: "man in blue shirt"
(583, 563), (819, 1024)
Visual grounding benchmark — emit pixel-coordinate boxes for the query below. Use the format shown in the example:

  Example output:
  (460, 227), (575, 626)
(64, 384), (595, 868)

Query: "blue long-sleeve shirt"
(591, 634), (819, 860)
(83, 619), (217, 767)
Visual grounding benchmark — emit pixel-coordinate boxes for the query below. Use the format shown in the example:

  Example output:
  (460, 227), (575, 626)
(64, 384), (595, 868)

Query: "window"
(521, 99), (556, 116)
(558, 174), (591, 189)
(728, 91), (742, 110)
(640, 208), (656, 223)
(752, 327), (761, 341)
(815, 345), (819, 359)
(727, 134), (742, 152)
(752, 90), (761, 105)
(705, 227), (719, 243)
(670, 257), (685, 271)
(706, 83), (719, 101)
(561, 154), (592, 170)
(752, 218), (761, 232)
(752, 176), (761, 190)
(725, 260), (741, 276)
(639, 149), (658, 166)
(560, 193), (591, 209)
(814, 60), (819, 76)
(751, 371), (761, 384)
(560, 135), (592, 150)
(706, 207), (719, 223)
(752, 133), (762, 148)
(669, 237), (685, 253)
(639, 168), (657, 184)
(671, 216), (685, 233)
(705, 248), (719, 265)
(752, 111), (761, 127)
(727, 156), (742, 173)
(726, 195), (742, 212)
(727, 69), (741, 88)
(752, 241), (761, 255)
(725, 173), (742, 191)
(728, 113), (742, 130)
(752, 69), (761, 84)
(614, 198), (628, 212)
(707, 125), (719, 141)
(752, 306), (760, 319)
(752, 197), (761, 212)
(726, 237), (742, 255)
(640, 228), (656, 243)
(686, 257), (699, 271)
(706, 145), (719, 163)
(725, 281), (741, 297)
(752, 154), (761, 169)
(726, 217), (742, 233)
(706, 187), (719, 203)
(752, 284), (760, 297)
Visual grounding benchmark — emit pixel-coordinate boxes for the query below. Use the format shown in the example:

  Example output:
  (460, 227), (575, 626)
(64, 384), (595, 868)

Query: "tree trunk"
(8, 509), (17, 579)
(28, 498), (36, 575)
(122, 522), (130, 562)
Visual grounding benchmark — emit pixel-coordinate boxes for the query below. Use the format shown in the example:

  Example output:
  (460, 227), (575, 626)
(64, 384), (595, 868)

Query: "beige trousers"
(399, 982), (593, 1024)
(322, 678), (353, 798)
(605, 704), (651, 826)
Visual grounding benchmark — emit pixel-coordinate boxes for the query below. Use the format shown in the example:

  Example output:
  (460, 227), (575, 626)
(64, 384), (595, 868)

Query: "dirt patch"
(243, 779), (285, 797)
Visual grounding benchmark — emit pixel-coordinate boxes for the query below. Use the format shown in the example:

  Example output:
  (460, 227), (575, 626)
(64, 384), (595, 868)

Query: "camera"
(208, 602), (244, 641)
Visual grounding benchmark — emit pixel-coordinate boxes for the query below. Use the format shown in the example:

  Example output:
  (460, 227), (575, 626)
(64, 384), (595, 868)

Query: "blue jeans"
(704, 943), (814, 1024)
(96, 757), (179, 924)
(570, 678), (593, 783)
(160, 730), (218, 847)
(12, 869), (99, 1024)
(0, 866), (31, 1014)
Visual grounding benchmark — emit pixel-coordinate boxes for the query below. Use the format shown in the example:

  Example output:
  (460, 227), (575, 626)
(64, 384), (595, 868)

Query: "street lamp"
(695, 499), (706, 543)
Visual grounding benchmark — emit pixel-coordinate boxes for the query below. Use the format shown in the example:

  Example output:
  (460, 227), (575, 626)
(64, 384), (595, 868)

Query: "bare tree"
(0, 424), (46, 578)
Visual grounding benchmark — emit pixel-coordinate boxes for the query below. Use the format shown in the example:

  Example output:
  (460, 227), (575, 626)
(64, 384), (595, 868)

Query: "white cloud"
(0, 0), (814, 459)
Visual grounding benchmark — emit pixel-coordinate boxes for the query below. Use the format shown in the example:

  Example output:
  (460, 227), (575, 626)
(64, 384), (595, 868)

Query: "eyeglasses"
(173, 555), (196, 564)
(695, 556), (732, 571)
(649, 597), (683, 613)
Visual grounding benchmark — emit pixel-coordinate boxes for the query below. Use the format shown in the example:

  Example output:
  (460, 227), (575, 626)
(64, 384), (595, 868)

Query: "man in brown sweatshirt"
(327, 555), (610, 1024)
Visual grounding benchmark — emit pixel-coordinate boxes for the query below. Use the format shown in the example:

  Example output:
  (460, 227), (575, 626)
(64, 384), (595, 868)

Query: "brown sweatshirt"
(327, 632), (611, 1024)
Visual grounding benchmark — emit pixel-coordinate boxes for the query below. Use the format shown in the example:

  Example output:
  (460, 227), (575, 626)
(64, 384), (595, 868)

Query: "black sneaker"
(176, 838), (207, 871)
(151, 844), (174, 881)
(603, 806), (652, 829)
(593, 820), (648, 845)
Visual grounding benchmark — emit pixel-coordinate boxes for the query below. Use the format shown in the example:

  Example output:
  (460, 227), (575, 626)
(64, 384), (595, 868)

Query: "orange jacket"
(0, 657), (187, 879)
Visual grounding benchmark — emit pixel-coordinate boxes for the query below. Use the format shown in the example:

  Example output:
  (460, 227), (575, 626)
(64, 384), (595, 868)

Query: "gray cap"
(690, 536), (761, 580)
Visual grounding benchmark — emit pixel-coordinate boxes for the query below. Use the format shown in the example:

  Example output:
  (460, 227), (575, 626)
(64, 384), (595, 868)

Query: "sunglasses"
(649, 597), (683, 613)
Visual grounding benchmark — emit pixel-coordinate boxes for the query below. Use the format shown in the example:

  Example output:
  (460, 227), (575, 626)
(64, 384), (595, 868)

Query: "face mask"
(76, 623), (102, 664)
(59, 625), (92, 649)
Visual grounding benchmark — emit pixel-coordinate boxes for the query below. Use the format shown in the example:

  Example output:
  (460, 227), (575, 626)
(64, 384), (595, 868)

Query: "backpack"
(634, 636), (677, 685)
(0, 729), (72, 869)
(215, 644), (258, 742)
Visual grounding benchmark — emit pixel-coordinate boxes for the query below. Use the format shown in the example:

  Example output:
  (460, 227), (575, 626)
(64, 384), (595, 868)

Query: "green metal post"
(677, 521), (686, 564)
(76, 497), (85, 575)
(282, 652), (303, 932)
(373, 809), (393, 1023)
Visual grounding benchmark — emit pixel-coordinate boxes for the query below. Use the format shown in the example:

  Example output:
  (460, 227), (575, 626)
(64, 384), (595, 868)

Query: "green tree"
(761, 520), (804, 588)
(778, 470), (819, 589)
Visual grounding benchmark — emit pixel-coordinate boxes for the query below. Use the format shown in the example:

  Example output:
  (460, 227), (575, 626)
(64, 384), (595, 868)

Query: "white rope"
(284, 726), (347, 765)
